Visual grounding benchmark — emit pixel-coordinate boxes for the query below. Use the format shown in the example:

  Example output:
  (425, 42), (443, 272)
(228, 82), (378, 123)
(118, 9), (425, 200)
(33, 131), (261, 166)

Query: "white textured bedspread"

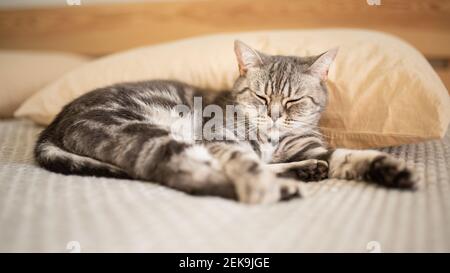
(0, 119), (449, 252)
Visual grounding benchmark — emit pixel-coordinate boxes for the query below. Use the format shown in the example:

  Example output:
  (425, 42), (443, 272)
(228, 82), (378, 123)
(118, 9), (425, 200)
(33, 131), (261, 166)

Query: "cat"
(35, 40), (417, 204)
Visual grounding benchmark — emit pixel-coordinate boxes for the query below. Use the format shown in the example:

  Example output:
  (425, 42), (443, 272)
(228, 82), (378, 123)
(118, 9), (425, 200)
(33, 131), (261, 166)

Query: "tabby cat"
(35, 41), (417, 204)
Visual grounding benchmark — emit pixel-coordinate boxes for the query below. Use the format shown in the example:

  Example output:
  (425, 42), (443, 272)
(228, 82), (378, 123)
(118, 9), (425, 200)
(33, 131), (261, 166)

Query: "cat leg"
(296, 147), (417, 189)
(276, 135), (417, 188)
(272, 134), (330, 182)
(267, 159), (328, 181)
(58, 121), (237, 198)
(162, 144), (237, 198)
(206, 141), (302, 204)
(325, 149), (417, 189)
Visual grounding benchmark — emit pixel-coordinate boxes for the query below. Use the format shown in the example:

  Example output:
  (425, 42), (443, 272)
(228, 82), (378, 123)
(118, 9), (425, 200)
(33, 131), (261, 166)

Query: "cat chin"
(261, 127), (289, 143)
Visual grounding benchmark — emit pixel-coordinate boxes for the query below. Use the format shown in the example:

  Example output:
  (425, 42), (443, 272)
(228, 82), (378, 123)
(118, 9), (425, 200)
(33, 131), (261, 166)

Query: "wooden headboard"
(0, 0), (449, 87)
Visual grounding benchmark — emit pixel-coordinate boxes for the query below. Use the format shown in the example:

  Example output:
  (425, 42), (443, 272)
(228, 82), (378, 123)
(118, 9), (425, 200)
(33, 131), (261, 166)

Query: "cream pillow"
(15, 29), (450, 148)
(0, 50), (89, 118)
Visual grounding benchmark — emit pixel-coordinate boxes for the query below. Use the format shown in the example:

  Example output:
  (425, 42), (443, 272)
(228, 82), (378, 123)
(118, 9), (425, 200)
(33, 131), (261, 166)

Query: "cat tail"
(34, 140), (130, 179)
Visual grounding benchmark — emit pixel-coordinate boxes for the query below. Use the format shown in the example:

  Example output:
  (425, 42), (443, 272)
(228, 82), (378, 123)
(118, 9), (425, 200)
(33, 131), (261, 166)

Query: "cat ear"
(234, 40), (264, 76)
(307, 47), (339, 81)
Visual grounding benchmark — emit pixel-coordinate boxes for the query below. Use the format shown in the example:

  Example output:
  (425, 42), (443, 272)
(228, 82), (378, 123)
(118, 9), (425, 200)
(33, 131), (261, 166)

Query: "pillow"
(0, 50), (89, 118)
(15, 29), (450, 148)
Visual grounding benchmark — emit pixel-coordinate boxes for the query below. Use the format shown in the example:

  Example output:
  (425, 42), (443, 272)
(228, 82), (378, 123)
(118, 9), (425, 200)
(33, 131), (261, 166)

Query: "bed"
(1, 0), (450, 253)
(0, 118), (449, 252)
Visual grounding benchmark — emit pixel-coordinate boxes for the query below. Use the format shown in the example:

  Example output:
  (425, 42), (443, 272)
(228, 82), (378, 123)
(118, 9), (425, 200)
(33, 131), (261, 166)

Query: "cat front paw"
(364, 155), (417, 189)
(278, 177), (303, 201)
(268, 159), (329, 182)
(295, 160), (329, 182)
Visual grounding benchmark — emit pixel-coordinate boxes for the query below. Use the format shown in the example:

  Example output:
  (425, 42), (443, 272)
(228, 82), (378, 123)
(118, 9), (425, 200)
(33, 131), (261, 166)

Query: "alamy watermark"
(66, 241), (81, 253)
(366, 0), (381, 6)
(366, 241), (382, 253)
(66, 0), (81, 5)
(170, 97), (282, 143)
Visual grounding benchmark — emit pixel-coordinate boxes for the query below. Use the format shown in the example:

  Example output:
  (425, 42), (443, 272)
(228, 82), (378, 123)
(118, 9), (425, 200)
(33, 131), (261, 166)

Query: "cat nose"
(268, 105), (281, 123)
(269, 110), (281, 123)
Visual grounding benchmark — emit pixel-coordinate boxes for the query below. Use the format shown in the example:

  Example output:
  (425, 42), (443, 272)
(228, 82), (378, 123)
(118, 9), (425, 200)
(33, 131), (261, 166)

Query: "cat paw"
(295, 160), (329, 182)
(278, 178), (303, 201)
(233, 172), (301, 204)
(365, 155), (417, 189)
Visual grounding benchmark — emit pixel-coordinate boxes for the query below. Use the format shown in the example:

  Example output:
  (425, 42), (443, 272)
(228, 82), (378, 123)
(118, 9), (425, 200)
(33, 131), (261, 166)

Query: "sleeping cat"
(35, 40), (417, 204)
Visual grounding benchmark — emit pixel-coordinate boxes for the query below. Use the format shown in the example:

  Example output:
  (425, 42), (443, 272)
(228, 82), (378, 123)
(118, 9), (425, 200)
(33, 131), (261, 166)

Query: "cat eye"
(254, 93), (269, 104)
(286, 96), (318, 107)
(285, 96), (305, 105)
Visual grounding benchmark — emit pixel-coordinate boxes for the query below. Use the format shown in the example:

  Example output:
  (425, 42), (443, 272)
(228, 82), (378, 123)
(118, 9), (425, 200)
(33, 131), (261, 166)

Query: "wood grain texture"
(0, 0), (449, 58)
(1, 0), (449, 91)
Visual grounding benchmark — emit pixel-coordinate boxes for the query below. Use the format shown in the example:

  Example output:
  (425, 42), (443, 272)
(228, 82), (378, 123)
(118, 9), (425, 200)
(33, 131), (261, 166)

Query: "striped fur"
(35, 41), (416, 204)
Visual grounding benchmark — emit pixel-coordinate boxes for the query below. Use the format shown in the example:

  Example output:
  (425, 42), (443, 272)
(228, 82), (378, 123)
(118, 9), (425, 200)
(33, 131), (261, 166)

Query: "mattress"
(0, 119), (449, 252)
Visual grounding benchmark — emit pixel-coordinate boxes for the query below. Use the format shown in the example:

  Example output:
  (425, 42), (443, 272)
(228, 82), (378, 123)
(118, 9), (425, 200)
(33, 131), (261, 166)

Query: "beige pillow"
(0, 50), (89, 118)
(15, 29), (450, 148)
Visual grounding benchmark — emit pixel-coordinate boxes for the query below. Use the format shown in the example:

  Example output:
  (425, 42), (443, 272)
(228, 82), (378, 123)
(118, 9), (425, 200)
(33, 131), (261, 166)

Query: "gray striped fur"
(35, 41), (416, 204)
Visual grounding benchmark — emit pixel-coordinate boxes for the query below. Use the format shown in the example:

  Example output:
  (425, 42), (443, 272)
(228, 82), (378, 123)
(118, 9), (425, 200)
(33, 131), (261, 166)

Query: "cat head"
(232, 40), (338, 139)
